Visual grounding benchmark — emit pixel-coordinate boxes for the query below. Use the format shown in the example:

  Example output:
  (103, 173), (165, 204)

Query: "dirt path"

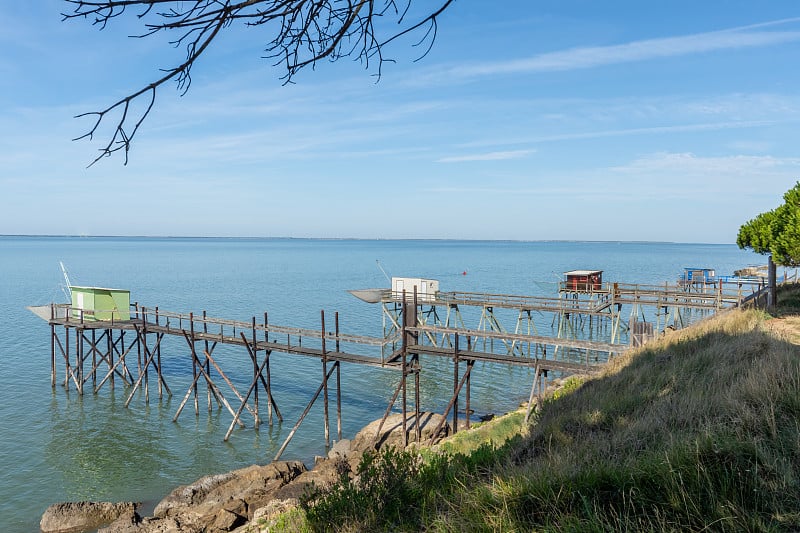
(766, 315), (800, 345)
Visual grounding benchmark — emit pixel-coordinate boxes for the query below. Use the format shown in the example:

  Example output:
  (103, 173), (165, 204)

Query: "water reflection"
(46, 392), (177, 500)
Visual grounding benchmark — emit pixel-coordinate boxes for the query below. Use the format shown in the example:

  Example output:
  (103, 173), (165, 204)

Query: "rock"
(252, 498), (298, 523)
(242, 498), (299, 532)
(272, 456), (347, 501)
(211, 508), (245, 531)
(99, 515), (193, 533)
(96, 507), (141, 533)
(154, 460), (305, 522)
(327, 438), (351, 460)
(351, 412), (450, 453)
(40, 501), (138, 533)
(153, 471), (237, 518)
(94, 460), (306, 533)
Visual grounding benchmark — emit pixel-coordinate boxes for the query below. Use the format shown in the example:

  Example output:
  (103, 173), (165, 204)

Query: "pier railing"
(49, 302), (396, 354)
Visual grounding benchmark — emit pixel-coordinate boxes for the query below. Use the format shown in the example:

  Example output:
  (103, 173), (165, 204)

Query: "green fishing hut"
(70, 286), (131, 321)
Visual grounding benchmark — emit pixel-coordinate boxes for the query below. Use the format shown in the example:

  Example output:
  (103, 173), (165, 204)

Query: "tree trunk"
(768, 255), (777, 309)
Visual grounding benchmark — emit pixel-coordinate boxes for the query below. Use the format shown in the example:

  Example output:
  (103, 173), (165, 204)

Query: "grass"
(271, 284), (800, 532)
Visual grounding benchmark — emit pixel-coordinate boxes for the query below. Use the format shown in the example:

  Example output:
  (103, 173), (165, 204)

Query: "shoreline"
(40, 383), (570, 533)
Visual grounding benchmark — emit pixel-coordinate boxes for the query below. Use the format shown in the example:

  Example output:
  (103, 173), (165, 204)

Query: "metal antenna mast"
(376, 260), (391, 283)
(59, 261), (73, 301)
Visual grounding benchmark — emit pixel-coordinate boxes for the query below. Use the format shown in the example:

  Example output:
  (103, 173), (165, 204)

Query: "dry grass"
(288, 285), (800, 532)
(441, 297), (800, 532)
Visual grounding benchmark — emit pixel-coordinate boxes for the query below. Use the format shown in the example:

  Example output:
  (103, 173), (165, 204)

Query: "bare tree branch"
(63, 0), (455, 166)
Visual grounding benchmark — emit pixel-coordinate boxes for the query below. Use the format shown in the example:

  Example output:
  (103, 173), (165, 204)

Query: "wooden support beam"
(414, 354), (421, 443)
(273, 363), (337, 461)
(428, 362), (473, 445)
(173, 331), (244, 427)
(77, 327), (84, 394)
(335, 312), (342, 441)
(124, 327), (165, 407)
(190, 313), (198, 415)
(371, 372), (406, 450)
(321, 310), (330, 447)
(264, 312), (273, 425)
(524, 363), (541, 424)
(94, 333), (139, 393)
(224, 333), (280, 441)
(203, 310), (212, 412)
(252, 317), (260, 428)
(452, 337), (459, 434)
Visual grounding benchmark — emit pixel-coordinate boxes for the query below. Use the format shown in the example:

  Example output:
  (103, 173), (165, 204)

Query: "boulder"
(40, 501), (138, 533)
(351, 412), (450, 453)
(327, 438), (351, 460)
(94, 460), (306, 533)
(153, 471), (237, 518)
(251, 497), (298, 523)
(99, 515), (192, 533)
(210, 508), (244, 531)
(271, 455), (347, 501)
(154, 460), (305, 522)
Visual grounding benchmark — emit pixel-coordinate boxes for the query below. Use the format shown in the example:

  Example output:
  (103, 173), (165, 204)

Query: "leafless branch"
(63, 0), (455, 166)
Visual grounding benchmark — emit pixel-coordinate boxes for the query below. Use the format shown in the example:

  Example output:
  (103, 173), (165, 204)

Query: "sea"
(0, 236), (759, 532)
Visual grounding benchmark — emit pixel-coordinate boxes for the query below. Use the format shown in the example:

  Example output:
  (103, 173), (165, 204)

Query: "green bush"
(300, 443), (505, 532)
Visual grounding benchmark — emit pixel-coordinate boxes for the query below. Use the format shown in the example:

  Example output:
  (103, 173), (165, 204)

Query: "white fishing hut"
(391, 277), (439, 302)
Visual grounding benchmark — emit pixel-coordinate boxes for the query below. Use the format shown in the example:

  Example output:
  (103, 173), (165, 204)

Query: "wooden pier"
(32, 278), (757, 458)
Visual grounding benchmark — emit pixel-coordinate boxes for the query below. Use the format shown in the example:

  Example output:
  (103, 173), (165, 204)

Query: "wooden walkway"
(37, 299), (614, 457)
(382, 281), (749, 314)
(34, 279), (755, 456)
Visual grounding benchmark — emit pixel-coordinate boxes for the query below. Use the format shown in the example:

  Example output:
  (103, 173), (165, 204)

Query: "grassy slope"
(281, 285), (800, 532)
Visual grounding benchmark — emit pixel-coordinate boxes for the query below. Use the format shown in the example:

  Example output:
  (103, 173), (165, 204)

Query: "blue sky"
(1, 1), (799, 242)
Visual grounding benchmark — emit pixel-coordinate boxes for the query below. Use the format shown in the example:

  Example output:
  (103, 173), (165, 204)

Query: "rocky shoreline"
(40, 412), (453, 533)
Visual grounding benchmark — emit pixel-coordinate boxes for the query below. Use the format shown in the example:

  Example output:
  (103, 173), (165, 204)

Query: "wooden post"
(119, 330), (127, 382)
(252, 316), (259, 428)
(191, 313), (198, 415)
(265, 312), (272, 425)
(465, 358), (472, 430)
(274, 364), (336, 460)
(372, 372), (405, 450)
(452, 336), (459, 434)
(125, 327), (165, 407)
(402, 350), (408, 448)
(335, 312), (342, 441)
(107, 328), (114, 390)
(525, 363), (540, 424)
(142, 309), (149, 405)
(50, 305), (56, 388)
(77, 327), (84, 395)
(135, 311), (143, 399)
(321, 310), (330, 447)
(91, 329), (97, 386)
(401, 289), (413, 448)
(428, 364), (473, 445)
(414, 354), (421, 443)
(64, 327), (70, 390)
(155, 307), (162, 399)
(204, 310), (211, 412)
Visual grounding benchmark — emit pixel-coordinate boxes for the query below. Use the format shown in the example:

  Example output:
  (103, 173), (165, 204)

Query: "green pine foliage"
(738, 182), (800, 266)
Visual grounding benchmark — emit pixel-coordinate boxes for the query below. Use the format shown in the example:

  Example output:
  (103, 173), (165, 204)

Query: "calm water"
(0, 237), (757, 532)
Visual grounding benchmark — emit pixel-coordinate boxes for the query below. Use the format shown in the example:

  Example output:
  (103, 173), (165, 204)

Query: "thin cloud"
(436, 149), (535, 163)
(445, 19), (800, 79)
(610, 152), (800, 177)
(455, 119), (787, 150)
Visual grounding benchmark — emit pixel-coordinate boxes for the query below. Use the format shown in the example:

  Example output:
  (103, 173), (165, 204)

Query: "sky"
(1, 1), (799, 243)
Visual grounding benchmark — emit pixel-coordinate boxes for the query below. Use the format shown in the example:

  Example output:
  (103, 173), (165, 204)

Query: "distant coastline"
(0, 234), (735, 246)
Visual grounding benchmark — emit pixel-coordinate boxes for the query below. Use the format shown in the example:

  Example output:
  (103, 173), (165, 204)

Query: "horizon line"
(0, 234), (739, 246)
